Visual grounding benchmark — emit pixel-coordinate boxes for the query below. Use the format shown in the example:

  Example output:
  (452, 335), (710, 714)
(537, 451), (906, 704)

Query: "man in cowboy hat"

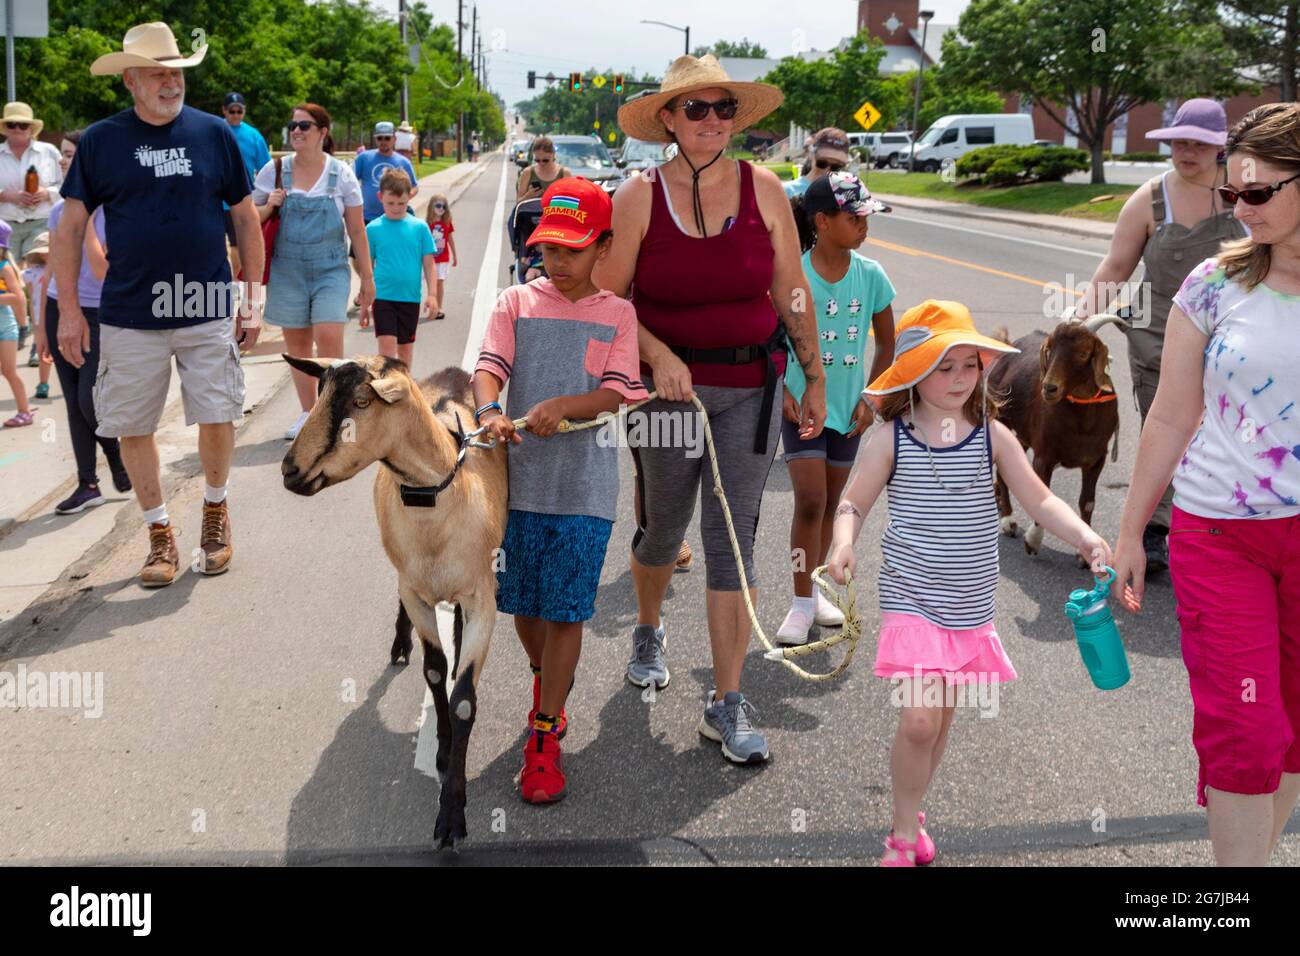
(0, 102), (63, 268)
(55, 22), (265, 589)
(394, 120), (416, 162)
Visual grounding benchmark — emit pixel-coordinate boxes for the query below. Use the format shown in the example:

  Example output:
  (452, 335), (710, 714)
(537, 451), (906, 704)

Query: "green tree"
(942, 0), (1248, 183)
(881, 68), (1006, 135)
(761, 31), (891, 134)
(691, 38), (769, 58)
(1219, 1), (1298, 102)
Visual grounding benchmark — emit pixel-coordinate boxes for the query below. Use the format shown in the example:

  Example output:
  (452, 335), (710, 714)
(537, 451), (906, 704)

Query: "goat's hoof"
(389, 635), (413, 666)
(434, 805), (468, 849)
(1024, 524), (1045, 554)
(999, 517), (1018, 537)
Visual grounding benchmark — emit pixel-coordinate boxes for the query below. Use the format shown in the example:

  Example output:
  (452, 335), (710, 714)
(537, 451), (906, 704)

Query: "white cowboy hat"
(90, 22), (208, 76)
(398, 121), (414, 132)
(617, 54), (784, 144)
(2, 102), (43, 138)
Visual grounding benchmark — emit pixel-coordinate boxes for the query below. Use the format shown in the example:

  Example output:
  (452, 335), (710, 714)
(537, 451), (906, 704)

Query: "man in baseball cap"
(354, 120), (417, 225)
(219, 92), (271, 280)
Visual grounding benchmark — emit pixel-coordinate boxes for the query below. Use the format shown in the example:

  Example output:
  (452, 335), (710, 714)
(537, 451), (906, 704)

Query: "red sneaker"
(528, 671), (567, 739)
(520, 729), (566, 804)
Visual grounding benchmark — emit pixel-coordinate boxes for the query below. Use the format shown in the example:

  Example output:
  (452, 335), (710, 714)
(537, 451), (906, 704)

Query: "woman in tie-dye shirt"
(1113, 103), (1300, 866)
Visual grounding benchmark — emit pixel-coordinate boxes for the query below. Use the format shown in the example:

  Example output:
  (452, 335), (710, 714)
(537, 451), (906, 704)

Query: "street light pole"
(641, 20), (691, 58)
(908, 10), (934, 173)
(399, 0), (408, 124)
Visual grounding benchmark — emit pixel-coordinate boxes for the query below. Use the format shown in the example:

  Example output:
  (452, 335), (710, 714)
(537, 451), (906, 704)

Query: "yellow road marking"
(866, 236), (1081, 298)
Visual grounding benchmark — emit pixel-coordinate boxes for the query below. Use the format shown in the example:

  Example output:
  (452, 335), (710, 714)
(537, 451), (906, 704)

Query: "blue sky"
(375, 1), (971, 111)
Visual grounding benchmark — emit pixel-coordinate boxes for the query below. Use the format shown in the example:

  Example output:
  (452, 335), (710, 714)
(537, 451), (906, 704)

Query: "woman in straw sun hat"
(593, 54), (826, 765)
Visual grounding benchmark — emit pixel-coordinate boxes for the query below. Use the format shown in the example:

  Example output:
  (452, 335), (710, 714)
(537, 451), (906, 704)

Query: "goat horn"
(1081, 313), (1131, 334)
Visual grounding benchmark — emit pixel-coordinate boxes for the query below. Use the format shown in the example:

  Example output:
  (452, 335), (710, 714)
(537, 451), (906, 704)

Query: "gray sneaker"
(699, 691), (770, 764)
(626, 623), (670, 689)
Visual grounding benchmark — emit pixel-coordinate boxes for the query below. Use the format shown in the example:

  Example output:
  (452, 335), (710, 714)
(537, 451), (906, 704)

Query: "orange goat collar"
(1066, 389), (1118, 404)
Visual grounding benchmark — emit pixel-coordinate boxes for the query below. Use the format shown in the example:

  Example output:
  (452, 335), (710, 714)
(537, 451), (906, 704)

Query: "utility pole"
(456, 0), (463, 163)
(471, 6), (478, 90)
(398, 0), (408, 124)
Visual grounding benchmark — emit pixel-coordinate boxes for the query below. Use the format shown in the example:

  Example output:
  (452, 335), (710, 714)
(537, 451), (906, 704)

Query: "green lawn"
(862, 172), (1135, 222)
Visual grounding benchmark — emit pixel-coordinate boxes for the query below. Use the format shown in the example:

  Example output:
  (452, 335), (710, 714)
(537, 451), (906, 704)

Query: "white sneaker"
(776, 605), (814, 646)
(814, 590), (845, 628)
(284, 411), (310, 441)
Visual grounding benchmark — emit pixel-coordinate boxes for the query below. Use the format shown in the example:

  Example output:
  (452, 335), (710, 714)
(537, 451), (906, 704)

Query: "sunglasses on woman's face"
(676, 98), (739, 122)
(225, 108), (244, 115)
(287, 120), (317, 132)
(1217, 172), (1300, 206)
(5, 122), (30, 130)
(433, 203), (446, 210)
(815, 159), (847, 171)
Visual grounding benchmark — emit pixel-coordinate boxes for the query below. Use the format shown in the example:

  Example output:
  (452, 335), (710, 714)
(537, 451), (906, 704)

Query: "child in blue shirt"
(777, 172), (896, 646)
(365, 170), (436, 373)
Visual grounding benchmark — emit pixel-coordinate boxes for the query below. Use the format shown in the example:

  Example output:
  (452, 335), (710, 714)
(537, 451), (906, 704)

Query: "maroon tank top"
(632, 160), (785, 388)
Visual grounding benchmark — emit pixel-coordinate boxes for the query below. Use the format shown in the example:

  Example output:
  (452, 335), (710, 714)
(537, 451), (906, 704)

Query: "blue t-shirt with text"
(60, 106), (250, 330)
(354, 150), (417, 221)
(223, 120), (272, 210)
(367, 214), (435, 303)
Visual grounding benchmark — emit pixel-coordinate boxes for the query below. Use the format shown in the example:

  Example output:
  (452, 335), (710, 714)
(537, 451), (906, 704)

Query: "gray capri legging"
(630, 378), (782, 591)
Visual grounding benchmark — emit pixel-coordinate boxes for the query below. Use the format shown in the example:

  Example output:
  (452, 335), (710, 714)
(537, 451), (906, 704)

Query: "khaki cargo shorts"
(94, 320), (246, 438)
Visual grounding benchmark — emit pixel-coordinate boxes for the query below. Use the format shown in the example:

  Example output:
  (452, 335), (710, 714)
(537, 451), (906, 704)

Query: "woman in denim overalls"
(255, 103), (375, 440)
(1072, 99), (1246, 570)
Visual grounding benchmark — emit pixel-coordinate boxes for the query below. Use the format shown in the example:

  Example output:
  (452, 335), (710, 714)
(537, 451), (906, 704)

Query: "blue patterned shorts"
(496, 510), (614, 623)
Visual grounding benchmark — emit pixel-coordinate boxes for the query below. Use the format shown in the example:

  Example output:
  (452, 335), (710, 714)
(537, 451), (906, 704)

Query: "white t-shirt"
(252, 155), (363, 217)
(1172, 257), (1300, 520)
(395, 130), (416, 151)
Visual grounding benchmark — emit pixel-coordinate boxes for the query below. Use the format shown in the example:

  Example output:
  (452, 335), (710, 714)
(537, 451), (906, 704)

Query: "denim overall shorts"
(265, 156), (351, 328)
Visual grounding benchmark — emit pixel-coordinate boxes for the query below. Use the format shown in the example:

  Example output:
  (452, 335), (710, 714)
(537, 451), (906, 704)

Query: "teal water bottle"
(1064, 566), (1130, 691)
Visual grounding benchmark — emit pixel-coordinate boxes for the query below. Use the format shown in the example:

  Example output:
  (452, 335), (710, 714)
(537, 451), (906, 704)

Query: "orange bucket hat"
(864, 300), (1018, 399)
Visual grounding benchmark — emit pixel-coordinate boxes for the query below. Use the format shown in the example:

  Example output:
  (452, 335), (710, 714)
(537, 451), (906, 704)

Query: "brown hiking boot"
(140, 522), (179, 588)
(199, 500), (233, 575)
(675, 539), (693, 573)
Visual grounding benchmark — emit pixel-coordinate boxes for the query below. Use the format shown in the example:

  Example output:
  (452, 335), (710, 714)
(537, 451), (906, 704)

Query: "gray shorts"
(94, 320), (246, 438)
(631, 380), (781, 591)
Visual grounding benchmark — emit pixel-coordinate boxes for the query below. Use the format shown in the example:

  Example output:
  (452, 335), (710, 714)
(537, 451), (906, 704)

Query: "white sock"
(205, 483), (227, 505)
(792, 595), (815, 616)
(143, 504), (169, 527)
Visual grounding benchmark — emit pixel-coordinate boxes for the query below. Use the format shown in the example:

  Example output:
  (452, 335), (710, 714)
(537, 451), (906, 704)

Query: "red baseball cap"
(526, 177), (612, 248)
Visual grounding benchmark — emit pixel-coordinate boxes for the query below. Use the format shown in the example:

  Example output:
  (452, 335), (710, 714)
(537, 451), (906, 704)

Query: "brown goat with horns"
(988, 315), (1129, 563)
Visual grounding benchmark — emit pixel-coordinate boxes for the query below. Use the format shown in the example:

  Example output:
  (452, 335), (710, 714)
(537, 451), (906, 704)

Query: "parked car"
(511, 137), (533, 166)
(619, 137), (672, 173)
(906, 114), (1034, 173)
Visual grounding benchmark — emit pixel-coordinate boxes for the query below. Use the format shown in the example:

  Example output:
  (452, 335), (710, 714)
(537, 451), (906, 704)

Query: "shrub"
(1115, 151), (1166, 162)
(955, 144), (1090, 185)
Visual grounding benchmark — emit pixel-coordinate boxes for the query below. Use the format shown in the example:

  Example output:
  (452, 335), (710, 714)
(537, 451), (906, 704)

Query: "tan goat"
(280, 356), (507, 850)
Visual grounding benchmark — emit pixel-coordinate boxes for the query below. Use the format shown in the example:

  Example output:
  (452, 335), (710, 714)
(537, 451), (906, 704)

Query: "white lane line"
(459, 156), (511, 372)
(882, 213), (1107, 258)
(417, 157), (509, 777)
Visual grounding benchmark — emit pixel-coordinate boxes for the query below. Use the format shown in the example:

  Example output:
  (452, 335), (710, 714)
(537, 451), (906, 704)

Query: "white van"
(907, 114), (1034, 173)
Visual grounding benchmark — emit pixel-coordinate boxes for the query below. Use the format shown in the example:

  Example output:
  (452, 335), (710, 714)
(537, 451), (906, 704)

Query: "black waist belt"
(670, 326), (788, 454)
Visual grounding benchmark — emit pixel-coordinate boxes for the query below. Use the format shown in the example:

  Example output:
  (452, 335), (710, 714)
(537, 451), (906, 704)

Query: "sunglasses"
(676, 98), (739, 122)
(287, 120), (317, 132)
(815, 159), (847, 171)
(1216, 172), (1300, 207)
(225, 107), (244, 115)
(375, 135), (394, 141)
(433, 202), (446, 209)
(5, 122), (30, 130)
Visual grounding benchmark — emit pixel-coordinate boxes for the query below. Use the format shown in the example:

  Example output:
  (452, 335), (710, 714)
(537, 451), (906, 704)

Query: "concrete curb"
(869, 192), (1117, 242)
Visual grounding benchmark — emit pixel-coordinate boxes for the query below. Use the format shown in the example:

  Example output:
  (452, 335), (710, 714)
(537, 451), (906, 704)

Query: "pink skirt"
(874, 611), (1017, 684)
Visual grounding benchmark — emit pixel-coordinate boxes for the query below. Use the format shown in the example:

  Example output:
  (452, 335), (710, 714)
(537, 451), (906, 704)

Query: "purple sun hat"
(1147, 98), (1229, 146)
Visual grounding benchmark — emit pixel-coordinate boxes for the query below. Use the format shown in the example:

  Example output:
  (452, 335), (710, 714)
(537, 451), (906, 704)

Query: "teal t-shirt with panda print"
(785, 249), (896, 434)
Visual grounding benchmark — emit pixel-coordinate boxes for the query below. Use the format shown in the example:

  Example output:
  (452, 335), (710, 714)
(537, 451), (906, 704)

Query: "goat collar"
(1065, 389), (1118, 405)
(391, 413), (470, 508)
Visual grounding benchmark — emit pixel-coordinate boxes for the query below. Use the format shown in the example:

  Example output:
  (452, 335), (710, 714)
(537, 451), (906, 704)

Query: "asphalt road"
(3, 153), (1295, 866)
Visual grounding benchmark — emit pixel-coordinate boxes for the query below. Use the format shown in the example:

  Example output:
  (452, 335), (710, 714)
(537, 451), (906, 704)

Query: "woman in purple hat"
(1072, 98), (1247, 572)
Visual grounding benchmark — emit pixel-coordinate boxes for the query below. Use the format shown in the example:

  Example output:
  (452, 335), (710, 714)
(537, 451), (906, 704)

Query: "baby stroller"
(508, 197), (546, 284)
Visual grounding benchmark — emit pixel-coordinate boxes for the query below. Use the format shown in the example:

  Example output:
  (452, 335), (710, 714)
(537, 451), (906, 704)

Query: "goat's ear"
(282, 354), (332, 379)
(369, 375), (408, 404)
(1039, 336), (1051, 375)
(1092, 341), (1115, 393)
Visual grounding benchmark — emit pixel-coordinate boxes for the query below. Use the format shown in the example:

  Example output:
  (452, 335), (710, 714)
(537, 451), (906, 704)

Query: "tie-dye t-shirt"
(1172, 257), (1300, 519)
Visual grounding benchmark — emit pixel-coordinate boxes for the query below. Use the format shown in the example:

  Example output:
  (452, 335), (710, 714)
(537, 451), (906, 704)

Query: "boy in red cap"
(472, 178), (648, 803)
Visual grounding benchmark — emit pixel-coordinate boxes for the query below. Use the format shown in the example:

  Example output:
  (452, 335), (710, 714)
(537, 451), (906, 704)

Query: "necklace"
(906, 387), (992, 495)
(675, 147), (726, 237)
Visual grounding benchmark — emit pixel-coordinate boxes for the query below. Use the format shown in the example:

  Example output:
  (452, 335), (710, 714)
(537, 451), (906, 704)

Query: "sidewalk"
(869, 190), (1117, 242)
(0, 158), (491, 624)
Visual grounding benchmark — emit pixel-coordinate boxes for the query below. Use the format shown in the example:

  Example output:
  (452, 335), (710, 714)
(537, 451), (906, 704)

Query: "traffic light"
(527, 70), (536, 89)
(569, 71), (583, 92)
(614, 74), (624, 93)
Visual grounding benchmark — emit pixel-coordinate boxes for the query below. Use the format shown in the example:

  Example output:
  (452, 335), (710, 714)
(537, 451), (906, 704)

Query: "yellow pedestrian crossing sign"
(607, 131), (617, 142)
(853, 100), (881, 131)
(591, 74), (607, 88)
(593, 119), (601, 130)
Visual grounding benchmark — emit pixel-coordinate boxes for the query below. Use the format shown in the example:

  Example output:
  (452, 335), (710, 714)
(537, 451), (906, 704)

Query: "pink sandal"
(881, 833), (918, 867)
(3, 411), (34, 428)
(915, 811), (936, 865)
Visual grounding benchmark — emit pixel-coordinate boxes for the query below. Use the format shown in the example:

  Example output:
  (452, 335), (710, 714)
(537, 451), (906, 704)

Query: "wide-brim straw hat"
(865, 300), (1019, 399)
(2, 102), (43, 138)
(617, 54), (784, 143)
(26, 232), (50, 258)
(91, 22), (208, 76)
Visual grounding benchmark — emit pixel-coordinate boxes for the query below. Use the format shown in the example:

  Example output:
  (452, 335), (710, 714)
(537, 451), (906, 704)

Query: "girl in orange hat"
(827, 299), (1114, 866)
